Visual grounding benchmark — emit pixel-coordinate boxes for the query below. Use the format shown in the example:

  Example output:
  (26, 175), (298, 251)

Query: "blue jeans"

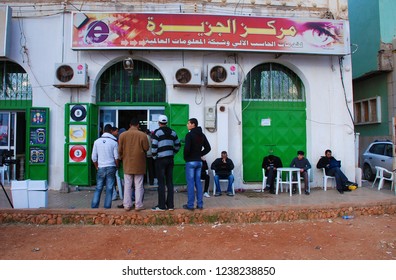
(214, 174), (234, 194)
(185, 161), (203, 209)
(327, 167), (348, 190)
(91, 166), (116, 209)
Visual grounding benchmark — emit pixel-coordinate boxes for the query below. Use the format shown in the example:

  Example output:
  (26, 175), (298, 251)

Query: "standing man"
(151, 115), (181, 211)
(118, 118), (149, 211)
(290, 150), (311, 195)
(211, 151), (234, 196)
(91, 124), (119, 209)
(183, 118), (211, 210)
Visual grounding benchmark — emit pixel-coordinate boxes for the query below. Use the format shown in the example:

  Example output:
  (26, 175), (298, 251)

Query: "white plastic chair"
(261, 168), (267, 192)
(322, 168), (335, 191)
(372, 166), (394, 191)
(212, 170), (235, 195)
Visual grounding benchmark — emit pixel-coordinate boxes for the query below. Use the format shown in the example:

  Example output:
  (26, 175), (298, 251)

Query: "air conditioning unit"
(54, 63), (89, 88)
(207, 63), (239, 88)
(173, 66), (202, 87)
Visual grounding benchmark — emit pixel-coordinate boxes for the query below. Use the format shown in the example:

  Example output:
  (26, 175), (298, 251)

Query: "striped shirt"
(151, 126), (181, 159)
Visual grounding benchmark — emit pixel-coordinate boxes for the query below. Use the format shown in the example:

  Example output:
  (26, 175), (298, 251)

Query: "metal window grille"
(242, 63), (305, 102)
(0, 61), (32, 100)
(96, 60), (166, 103)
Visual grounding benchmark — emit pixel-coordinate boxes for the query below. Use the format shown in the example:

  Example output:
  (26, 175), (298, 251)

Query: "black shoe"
(305, 190), (310, 195)
(117, 204), (124, 209)
(182, 204), (194, 211)
(269, 189), (276, 194)
(196, 206), (203, 210)
(337, 188), (344, 194)
(292, 188), (297, 194)
(214, 192), (222, 197)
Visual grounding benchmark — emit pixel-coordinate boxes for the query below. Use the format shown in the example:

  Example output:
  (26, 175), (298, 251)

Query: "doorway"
(99, 107), (165, 135)
(0, 111), (26, 180)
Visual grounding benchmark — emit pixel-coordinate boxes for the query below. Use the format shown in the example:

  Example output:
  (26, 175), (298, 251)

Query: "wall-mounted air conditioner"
(207, 63), (239, 88)
(173, 66), (202, 87)
(54, 63), (89, 88)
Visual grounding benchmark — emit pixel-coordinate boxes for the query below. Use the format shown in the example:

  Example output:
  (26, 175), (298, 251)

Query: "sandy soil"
(0, 214), (395, 260)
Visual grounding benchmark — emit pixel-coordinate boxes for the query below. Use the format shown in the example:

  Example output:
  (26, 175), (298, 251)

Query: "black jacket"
(211, 157), (234, 177)
(183, 126), (211, 162)
(262, 155), (283, 175)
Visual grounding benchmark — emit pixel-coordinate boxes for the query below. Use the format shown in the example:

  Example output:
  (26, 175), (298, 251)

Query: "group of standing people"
(91, 115), (219, 211)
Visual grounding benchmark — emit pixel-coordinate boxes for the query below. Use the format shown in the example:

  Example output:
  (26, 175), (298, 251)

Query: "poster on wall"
(69, 145), (87, 163)
(29, 128), (46, 145)
(70, 104), (87, 122)
(30, 109), (47, 125)
(69, 125), (87, 143)
(30, 148), (46, 164)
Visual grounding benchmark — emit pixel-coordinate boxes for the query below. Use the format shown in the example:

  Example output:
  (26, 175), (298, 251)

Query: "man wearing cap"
(151, 114), (181, 211)
(118, 118), (149, 211)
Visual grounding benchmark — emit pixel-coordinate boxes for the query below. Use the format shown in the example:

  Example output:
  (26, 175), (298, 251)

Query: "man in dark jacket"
(211, 151), (235, 196)
(262, 154), (283, 194)
(183, 118), (211, 210)
(316, 149), (356, 194)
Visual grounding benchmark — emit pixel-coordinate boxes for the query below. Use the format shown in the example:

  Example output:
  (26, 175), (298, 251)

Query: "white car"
(362, 140), (394, 181)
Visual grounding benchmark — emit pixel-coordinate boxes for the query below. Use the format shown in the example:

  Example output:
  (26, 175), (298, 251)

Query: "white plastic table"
(275, 167), (301, 196)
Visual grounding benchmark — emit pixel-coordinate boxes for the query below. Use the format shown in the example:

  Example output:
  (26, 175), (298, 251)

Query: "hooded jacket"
(183, 126), (211, 162)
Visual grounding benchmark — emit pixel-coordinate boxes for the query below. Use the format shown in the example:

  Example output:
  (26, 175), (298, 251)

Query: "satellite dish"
(56, 65), (74, 83)
(175, 68), (192, 84)
(209, 65), (227, 83)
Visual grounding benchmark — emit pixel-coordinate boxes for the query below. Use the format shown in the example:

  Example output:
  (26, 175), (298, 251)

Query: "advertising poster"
(30, 128), (46, 145)
(30, 147), (46, 164)
(69, 125), (87, 143)
(69, 145), (87, 163)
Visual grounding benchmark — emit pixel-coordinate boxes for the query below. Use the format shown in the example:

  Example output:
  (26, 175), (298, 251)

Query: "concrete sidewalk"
(1, 179), (395, 210)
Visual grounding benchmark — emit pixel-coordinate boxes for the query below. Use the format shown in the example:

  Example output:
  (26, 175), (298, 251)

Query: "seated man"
(211, 151), (235, 196)
(316, 149), (357, 194)
(201, 157), (210, 198)
(290, 150), (311, 195)
(262, 154), (283, 194)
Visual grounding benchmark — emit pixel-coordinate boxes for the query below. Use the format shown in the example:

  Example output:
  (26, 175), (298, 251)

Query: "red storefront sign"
(72, 12), (349, 55)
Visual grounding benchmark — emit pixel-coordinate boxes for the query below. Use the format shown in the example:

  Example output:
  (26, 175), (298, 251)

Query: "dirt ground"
(0, 214), (395, 260)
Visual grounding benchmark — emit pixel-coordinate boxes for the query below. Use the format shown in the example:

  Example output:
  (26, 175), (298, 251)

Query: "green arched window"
(96, 60), (166, 103)
(0, 61), (32, 101)
(242, 63), (305, 101)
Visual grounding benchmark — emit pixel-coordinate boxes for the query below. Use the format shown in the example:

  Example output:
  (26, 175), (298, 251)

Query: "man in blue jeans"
(183, 118), (211, 210)
(211, 151), (235, 196)
(91, 124), (119, 209)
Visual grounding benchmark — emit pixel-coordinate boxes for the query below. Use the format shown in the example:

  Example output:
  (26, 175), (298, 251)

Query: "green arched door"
(242, 63), (307, 182)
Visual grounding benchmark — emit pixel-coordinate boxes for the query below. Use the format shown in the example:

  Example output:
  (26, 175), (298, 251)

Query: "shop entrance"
(99, 107), (165, 134)
(0, 111), (26, 181)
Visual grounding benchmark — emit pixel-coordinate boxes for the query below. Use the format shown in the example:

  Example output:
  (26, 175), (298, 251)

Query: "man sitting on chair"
(316, 149), (357, 194)
(290, 150), (311, 195)
(262, 154), (283, 194)
(211, 151), (234, 196)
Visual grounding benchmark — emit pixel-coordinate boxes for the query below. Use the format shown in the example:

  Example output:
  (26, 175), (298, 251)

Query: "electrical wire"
(338, 56), (354, 125)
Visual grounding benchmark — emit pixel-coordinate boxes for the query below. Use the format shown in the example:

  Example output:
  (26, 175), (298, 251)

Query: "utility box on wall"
(204, 106), (216, 129)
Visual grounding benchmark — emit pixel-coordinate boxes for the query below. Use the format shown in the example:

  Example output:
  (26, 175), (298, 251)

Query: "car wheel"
(363, 164), (374, 181)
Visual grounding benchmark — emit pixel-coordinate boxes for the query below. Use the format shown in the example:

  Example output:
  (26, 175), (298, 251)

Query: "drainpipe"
(355, 132), (362, 186)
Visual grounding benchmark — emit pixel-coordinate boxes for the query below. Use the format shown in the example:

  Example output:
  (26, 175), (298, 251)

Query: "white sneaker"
(203, 192), (210, 198)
